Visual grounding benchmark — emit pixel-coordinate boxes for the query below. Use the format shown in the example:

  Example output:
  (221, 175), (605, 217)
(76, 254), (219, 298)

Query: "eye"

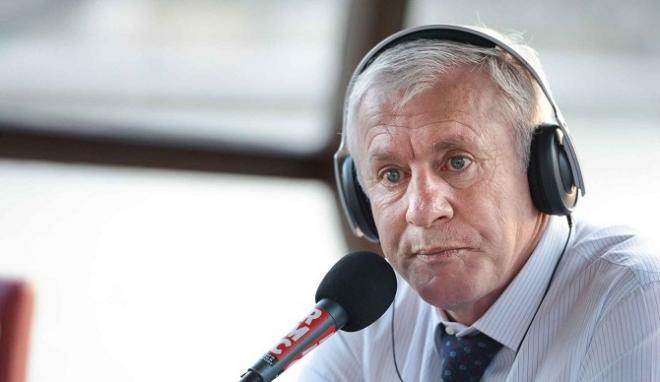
(447, 155), (472, 171)
(382, 168), (402, 183)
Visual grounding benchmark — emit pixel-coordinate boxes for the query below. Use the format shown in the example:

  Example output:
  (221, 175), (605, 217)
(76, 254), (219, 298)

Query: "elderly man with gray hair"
(299, 25), (660, 381)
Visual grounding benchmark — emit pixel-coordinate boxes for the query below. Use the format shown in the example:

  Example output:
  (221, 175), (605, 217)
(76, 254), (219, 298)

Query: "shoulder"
(571, 221), (660, 379)
(557, 217), (660, 328)
(570, 218), (660, 287)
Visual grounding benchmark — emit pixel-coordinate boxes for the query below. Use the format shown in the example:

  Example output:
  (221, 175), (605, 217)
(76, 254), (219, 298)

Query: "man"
(299, 25), (660, 381)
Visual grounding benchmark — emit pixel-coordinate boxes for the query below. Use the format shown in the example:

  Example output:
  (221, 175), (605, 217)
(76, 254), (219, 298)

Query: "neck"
(445, 213), (550, 325)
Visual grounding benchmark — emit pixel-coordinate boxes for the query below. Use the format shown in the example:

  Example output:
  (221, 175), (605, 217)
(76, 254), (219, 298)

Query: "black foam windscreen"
(315, 251), (397, 332)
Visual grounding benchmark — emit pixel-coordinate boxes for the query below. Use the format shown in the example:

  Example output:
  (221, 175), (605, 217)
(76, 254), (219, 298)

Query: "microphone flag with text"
(239, 251), (397, 382)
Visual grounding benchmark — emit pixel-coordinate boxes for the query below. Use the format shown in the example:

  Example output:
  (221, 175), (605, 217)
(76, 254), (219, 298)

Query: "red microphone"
(239, 251), (397, 382)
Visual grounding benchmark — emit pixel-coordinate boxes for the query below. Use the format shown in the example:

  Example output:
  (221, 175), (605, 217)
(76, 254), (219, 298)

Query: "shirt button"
(445, 326), (456, 335)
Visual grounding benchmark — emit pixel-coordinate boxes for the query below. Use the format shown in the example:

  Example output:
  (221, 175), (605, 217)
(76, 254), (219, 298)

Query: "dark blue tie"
(436, 324), (503, 382)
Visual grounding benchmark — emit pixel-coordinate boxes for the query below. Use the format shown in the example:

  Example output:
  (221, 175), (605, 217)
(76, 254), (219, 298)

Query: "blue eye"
(383, 169), (402, 183)
(448, 156), (471, 171)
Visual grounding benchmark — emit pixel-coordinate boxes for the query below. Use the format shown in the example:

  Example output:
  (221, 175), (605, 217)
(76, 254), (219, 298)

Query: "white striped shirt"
(298, 216), (660, 381)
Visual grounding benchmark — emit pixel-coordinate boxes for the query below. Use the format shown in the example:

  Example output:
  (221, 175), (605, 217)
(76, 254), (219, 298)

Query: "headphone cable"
(391, 291), (405, 382)
(515, 213), (573, 357)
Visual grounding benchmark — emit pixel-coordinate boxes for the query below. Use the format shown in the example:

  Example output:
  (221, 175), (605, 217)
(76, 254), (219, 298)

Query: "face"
(353, 66), (545, 321)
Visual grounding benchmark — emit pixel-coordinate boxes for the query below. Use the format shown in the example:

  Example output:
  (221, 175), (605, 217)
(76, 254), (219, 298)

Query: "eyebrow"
(431, 137), (477, 153)
(367, 151), (400, 164)
(366, 138), (471, 164)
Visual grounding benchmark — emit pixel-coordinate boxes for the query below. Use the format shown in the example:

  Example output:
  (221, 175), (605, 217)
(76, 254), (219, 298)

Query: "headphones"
(334, 25), (586, 243)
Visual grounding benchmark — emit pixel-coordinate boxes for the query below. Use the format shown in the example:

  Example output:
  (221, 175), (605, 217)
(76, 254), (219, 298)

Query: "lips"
(414, 246), (470, 256)
(413, 246), (473, 259)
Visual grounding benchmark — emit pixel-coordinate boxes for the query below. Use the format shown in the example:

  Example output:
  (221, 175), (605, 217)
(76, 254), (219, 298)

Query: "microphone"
(239, 251), (397, 382)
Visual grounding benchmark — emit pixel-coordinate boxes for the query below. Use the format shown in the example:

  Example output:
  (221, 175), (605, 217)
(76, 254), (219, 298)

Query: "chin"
(409, 274), (465, 306)
(418, 286), (478, 310)
(411, 272), (490, 311)
(398, 250), (499, 306)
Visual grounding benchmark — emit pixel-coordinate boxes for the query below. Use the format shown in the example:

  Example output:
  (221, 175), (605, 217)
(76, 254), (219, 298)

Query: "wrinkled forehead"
(350, 67), (502, 149)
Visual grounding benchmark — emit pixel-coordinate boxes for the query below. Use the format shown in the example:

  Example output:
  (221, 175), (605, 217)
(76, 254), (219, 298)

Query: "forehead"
(353, 67), (505, 154)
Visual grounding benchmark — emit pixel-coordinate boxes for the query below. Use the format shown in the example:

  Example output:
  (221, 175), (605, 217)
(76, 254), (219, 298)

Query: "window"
(0, 0), (349, 153)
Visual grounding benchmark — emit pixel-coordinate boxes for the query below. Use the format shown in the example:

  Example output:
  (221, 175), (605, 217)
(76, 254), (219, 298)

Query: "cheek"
(487, 166), (536, 222)
(370, 197), (406, 253)
(457, 169), (532, 260)
(459, 174), (502, 214)
(452, 177), (510, 246)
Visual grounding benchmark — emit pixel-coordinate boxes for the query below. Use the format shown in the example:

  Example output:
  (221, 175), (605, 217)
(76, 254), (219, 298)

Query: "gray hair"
(345, 28), (553, 170)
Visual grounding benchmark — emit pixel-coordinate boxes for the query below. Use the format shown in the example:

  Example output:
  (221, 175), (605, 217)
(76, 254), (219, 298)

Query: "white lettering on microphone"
(304, 308), (322, 325)
(270, 308), (324, 356)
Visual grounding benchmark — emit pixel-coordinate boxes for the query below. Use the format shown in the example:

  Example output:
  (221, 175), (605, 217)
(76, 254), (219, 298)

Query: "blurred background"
(0, 0), (658, 381)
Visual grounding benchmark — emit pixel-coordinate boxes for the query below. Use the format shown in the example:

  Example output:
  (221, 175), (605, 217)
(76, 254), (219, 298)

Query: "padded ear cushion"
(527, 124), (578, 215)
(340, 157), (379, 242)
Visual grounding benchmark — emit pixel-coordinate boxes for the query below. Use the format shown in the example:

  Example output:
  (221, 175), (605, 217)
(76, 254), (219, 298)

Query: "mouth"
(413, 246), (473, 261)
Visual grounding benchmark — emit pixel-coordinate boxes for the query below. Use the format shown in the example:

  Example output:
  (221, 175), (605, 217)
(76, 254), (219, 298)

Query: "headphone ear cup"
(527, 124), (578, 215)
(340, 157), (379, 242)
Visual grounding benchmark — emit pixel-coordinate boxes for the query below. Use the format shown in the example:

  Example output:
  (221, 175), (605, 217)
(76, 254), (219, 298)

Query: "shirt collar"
(433, 215), (570, 351)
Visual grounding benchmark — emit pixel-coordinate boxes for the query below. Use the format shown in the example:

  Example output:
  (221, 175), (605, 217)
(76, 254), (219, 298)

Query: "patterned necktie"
(436, 324), (503, 382)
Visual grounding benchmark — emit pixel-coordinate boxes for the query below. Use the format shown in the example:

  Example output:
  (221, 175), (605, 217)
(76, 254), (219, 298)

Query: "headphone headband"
(357, 26), (561, 122)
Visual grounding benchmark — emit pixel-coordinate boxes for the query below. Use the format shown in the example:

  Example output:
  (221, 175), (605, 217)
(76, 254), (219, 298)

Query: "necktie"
(436, 324), (503, 382)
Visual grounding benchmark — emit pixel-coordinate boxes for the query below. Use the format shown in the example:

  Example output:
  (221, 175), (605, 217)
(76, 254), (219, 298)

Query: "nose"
(405, 170), (454, 228)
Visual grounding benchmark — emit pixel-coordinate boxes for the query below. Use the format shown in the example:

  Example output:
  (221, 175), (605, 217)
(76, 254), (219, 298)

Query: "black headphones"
(334, 25), (586, 243)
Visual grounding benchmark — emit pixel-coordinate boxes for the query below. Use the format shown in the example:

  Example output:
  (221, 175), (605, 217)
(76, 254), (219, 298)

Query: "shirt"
(298, 216), (660, 381)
